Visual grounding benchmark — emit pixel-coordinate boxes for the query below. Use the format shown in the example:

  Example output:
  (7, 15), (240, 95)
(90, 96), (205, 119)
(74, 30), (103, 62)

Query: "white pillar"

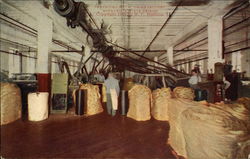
(203, 60), (206, 74)
(177, 65), (180, 71)
(154, 56), (158, 67)
(167, 47), (174, 66)
(36, 13), (53, 73)
(186, 63), (190, 73)
(232, 51), (242, 72)
(208, 15), (224, 72)
(199, 60), (203, 74)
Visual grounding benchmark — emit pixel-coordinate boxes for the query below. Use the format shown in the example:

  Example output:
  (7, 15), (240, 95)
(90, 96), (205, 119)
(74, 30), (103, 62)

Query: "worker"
(194, 64), (201, 74)
(99, 73), (105, 82)
(223, 61), (233, 77)
(104, 73), (120, 116)
(93, 71), (105, 82)
(223, 76), (231, 101)
(189, 69), (203, 101)
(188, 69), (201, 89)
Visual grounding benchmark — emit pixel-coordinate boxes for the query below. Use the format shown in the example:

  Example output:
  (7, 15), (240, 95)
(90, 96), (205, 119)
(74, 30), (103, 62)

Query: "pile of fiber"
(167, 87), (196, 157)
(212, 103), (250, 125)
(167, 98), (199, 157)
(180, 104), (250, 159)
(79, 83), (103, 116)
(0, 82), (22, 125)
(173, 86), (194, 100)
(237, 97), (250, 110)
(127, 84), (151, 121)
(198, 100), (209, 106)
(168, 95), (250, 159)
(152, 88), (172, 121)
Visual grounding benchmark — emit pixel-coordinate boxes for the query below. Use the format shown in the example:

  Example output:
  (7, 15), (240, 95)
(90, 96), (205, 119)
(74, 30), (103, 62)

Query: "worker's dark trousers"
(106, 93), (116, 116)
(194, 89), (207, 101)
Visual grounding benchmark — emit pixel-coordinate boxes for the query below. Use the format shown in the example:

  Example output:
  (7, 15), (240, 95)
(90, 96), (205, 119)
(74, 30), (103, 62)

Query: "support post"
(167, 47), (174, 66)
(36, 12), (53, 92)
(208, 15), (224, 72)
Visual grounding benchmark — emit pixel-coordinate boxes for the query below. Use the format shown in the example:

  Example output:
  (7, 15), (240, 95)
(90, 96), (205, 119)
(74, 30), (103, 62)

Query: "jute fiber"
(173, 86), (195, 100)
(127, 85), (151, 121)
(152, 88), (172, 121)
(79, 83), (103, 116)
(0, 82), (22, 125)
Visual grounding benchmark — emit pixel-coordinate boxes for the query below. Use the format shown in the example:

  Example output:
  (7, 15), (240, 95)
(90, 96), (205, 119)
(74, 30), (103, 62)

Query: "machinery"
(11, 73), (37, 118)
(53, 0), (190, 83)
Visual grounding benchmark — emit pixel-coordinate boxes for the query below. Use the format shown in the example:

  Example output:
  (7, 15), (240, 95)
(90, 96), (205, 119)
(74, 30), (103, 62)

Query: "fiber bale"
(127, 84), (151, 121)
(0, 82), (22, 125)
(173, 86), (195, 100)
(28, 92), (49, 121)
(79, 83), (103, 116)
(180, 105), (249, 159)
(152, 88), (172, 121)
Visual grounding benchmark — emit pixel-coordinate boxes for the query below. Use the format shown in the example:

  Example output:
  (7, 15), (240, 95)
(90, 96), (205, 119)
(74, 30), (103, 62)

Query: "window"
(8, 48), (20, 77)
(232, 51), (242, 72)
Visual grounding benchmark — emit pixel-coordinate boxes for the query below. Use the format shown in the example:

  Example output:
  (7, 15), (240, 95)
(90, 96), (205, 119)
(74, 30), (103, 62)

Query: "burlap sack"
(0, 82), (22, 125)
(127, 85), (151, 121)
(78, 83), (103, 116)
(152, 88), (172, 121)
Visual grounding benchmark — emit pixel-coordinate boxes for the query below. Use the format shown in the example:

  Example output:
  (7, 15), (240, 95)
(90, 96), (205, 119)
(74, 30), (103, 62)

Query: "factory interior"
(1, 0), (250, 158)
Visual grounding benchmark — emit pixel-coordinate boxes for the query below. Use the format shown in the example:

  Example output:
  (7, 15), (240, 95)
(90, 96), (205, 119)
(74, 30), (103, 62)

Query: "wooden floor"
(1, 113), (179, 159)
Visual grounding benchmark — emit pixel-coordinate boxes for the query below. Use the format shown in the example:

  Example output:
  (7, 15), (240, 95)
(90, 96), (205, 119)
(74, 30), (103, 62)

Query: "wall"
(0, 0), (100, 77)
(241, 49), (250, 77)
(224, 49), (250, 77)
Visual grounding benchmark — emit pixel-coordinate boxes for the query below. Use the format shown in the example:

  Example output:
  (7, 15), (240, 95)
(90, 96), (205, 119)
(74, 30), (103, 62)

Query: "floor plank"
(1, 113), (178, 159)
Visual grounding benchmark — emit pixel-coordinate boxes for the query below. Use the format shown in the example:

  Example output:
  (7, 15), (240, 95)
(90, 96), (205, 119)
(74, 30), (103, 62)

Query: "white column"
(208, 15), (224, 72)
(203, 60), (206, 74)
(199, 60), (203, 74)
(232, 51), (242, 72)
(36, 13), (53, 73)
(181, 64), (185, 72)
(177, 65), (180, 71)
(154, 56), (158, 67)
(167, 46), (174, 66)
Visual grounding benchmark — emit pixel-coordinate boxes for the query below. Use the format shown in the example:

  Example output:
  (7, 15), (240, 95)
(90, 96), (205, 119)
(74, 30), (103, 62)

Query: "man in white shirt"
(188, 70), (201, 89)
(104, 73), (120, 116)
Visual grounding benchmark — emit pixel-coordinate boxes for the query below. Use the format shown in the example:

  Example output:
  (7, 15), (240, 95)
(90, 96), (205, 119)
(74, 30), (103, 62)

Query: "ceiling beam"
(52, 50), (166, 53)
(166, 0), (242, 49)
(174, 49), (208, 52)
(174, 37), (208, 55)
(140, 0), (183, 57)
(106, 40), (189, 76)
